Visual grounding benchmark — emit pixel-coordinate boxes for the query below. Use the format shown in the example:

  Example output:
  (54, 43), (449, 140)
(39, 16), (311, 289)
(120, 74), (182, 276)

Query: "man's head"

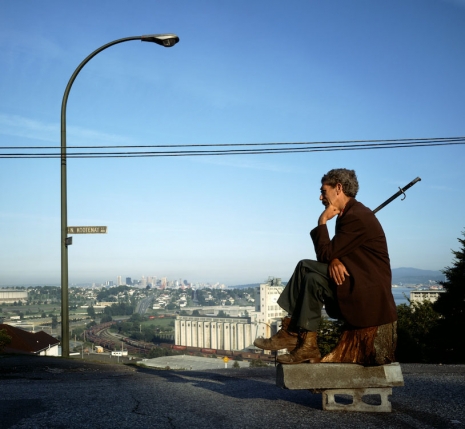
(320, 169), (358, 208)
(321, 168), (359, 197)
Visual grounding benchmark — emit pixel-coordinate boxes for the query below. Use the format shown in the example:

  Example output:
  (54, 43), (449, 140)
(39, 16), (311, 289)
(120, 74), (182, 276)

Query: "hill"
(391, 267), (443, 284)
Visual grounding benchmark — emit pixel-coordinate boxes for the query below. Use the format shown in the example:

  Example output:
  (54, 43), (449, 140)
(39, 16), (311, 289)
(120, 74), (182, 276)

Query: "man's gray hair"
(321, 168), (359, 197)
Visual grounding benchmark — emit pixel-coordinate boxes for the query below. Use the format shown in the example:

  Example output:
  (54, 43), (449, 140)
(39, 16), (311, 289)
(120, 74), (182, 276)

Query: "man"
(254, 168), (397, 364)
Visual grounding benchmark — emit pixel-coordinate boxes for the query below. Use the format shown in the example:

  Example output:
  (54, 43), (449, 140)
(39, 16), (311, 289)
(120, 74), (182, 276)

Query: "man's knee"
(296, 259), (329, 278)
(296, 259), (319, 273)
(295, 259), (308, 271)
(303, 272), (326, 290)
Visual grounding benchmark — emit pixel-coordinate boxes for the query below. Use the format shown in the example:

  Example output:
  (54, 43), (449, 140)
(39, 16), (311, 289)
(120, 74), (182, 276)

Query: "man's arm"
(311, 201), (375, 285)
(318, 203), (340, 226)
(318, 204), (350, 285)
(311, 212), (369, 263)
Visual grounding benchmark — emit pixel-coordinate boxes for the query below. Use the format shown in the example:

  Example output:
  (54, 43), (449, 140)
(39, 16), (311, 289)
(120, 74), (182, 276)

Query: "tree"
(396, 301), (440, 363)
(87, 306), (96, 319)
(147, 347), (171, 358)
(51, 316), (58, 329)
(100, 314), (113, 323)
(128, 313), (144, 323)
(317, 317), (344, 357)
(0, 329), (12, 351)
(110, 302), (134, 316)
(432, 230), (465, 363)
(249, 358), (269, 367)
(86, 321), (97, 329)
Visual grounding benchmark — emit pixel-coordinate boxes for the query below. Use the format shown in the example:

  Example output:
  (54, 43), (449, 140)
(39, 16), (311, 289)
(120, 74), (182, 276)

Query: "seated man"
(254, 168), (397, 364)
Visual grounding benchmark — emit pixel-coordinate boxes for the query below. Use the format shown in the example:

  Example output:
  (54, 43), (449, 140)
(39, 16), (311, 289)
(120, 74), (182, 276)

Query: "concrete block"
(323, 387), (393, 412)
(276, 362), (404, 390)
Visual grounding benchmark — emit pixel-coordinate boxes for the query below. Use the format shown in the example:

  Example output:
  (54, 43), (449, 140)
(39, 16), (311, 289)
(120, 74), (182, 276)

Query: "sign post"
(62, 226), (107, 357)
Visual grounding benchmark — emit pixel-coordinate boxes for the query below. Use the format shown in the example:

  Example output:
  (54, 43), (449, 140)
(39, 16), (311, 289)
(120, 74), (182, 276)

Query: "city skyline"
(0, 266), (443, 289)
(1, 1), (465, 286)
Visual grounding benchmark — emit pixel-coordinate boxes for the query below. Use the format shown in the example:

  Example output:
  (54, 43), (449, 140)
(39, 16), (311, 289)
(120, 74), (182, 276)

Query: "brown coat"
(310, 198), (397, 328)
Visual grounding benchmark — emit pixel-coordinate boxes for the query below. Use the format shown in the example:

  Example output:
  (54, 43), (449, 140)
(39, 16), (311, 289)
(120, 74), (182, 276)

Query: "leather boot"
(253, 317), (298, 351)
(277, 331), (321, 364)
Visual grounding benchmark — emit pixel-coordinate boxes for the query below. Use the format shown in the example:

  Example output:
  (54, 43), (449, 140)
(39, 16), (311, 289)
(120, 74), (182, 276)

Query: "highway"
(136, 296), (153, 315)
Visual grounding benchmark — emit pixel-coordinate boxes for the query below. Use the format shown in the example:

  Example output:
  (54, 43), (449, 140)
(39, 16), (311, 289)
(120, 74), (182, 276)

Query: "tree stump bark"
(321, 322), (397, 366)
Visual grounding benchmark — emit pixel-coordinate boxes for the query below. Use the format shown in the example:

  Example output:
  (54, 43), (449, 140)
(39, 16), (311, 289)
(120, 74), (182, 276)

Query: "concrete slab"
(276, 362), (404, 390)
(139, 355), (249, 371)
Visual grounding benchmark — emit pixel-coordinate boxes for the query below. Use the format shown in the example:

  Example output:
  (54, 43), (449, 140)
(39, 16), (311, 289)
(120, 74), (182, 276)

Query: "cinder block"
(323, 387), (393, 412)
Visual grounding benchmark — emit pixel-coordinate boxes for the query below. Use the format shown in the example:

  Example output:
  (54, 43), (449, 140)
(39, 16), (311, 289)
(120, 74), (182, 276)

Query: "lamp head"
(141, 33), (180, 47)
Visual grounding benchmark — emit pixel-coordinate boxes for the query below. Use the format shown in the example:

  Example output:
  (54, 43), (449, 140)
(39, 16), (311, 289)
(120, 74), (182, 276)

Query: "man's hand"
(318, 204), (340, 225)
(329, 258), (350, 286)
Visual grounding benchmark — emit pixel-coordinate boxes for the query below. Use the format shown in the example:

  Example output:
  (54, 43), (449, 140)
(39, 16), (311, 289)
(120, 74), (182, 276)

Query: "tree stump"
(320, 322), (397, 366)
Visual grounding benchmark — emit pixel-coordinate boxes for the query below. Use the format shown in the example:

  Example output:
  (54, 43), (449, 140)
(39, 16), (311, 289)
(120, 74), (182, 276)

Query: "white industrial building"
(254, 277), (287, 341)
(0, 289), (28, 304)
(410, 289), (445, 304)
(174, 277), (286, 351)
(175, 315), (253, 350)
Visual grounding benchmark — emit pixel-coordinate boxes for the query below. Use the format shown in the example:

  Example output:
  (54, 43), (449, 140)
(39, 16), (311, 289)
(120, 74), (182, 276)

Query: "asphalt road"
(1, 354), (464, 429)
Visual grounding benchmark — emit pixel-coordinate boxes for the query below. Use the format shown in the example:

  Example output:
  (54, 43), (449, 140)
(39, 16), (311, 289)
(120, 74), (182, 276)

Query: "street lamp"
(60, 34), (179, 357)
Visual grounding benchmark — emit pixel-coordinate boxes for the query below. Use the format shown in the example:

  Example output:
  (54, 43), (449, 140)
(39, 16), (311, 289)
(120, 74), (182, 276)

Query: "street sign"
(67, 226), (108, 234)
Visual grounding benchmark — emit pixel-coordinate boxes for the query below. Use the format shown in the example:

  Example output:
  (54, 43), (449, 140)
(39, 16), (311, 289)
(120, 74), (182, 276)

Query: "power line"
(1, 136), (463, 149)
(1, 136), (464, 158)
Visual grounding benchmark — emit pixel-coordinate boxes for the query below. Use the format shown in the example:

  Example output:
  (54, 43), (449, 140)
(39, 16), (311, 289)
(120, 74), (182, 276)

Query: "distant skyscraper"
(126, 277), (132, 286)
(117, 276), (122, 286)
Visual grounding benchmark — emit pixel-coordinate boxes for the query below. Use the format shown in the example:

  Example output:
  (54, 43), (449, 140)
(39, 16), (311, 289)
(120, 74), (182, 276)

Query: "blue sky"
(1, 0), (464, 286)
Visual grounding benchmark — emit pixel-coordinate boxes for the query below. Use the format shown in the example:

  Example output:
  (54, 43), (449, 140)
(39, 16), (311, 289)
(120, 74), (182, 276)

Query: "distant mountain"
(391, 267), (443, 284)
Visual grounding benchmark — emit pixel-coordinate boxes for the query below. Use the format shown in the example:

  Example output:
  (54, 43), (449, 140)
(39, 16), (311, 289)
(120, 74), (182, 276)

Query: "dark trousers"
(277, 259), (343, 331)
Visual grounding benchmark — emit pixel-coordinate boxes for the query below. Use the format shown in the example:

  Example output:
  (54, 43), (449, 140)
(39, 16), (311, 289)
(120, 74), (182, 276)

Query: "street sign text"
(67, 226), (107, 234)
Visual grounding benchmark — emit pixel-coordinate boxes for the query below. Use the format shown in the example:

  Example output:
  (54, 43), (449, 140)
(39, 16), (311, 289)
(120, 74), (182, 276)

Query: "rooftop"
(0, 324), (59, 355)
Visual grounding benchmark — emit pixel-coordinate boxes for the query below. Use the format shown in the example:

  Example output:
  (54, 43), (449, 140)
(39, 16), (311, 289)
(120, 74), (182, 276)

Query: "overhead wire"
(0, 136), (464, 158)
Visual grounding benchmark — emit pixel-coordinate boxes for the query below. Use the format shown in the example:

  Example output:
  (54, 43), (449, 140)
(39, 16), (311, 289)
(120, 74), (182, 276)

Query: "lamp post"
(60, 34), (179, 357)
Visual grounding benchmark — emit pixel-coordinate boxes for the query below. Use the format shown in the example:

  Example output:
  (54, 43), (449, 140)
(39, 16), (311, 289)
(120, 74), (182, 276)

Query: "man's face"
(319, 183), (338, 207)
